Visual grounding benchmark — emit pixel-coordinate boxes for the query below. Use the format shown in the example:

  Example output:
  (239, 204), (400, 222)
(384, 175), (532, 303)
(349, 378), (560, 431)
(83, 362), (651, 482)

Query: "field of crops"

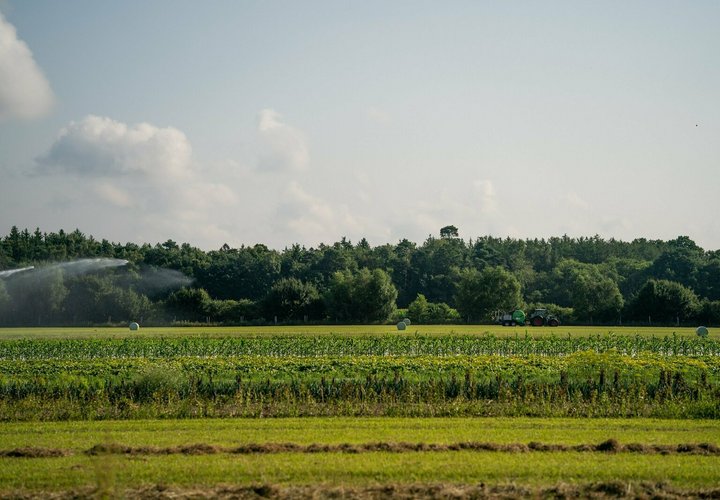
(0, 324), (707, 339)
(0, 327), (718, 497)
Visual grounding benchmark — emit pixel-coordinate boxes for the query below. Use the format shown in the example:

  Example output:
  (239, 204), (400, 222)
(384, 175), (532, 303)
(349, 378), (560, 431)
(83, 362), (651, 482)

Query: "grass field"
(1, 417), (718, 494)
(0, 324), (709, 339)
(2, 417), (719, 449)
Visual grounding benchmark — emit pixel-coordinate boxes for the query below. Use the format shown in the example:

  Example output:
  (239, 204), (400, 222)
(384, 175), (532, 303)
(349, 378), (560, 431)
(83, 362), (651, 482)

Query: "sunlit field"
(0, 324), (708, 340)
(1, 418), (719, 496)
(1, 325), (717, 497)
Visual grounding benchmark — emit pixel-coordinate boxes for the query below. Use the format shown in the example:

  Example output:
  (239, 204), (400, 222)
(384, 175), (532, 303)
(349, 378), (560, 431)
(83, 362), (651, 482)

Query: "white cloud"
(385, 178), (504, 241)
(93, 182), (134, 208)
(0, 12), (54, 120)
(37, 115), (192, 178)
(275, 182), (373, 244)
(473, 179), (497, 213)
(257, 109), (309, 172)
(27, 114), (244, 248)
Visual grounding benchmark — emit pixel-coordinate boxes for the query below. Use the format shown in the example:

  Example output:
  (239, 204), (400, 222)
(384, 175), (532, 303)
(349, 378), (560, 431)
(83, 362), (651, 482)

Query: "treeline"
(1, 225), (719, 326)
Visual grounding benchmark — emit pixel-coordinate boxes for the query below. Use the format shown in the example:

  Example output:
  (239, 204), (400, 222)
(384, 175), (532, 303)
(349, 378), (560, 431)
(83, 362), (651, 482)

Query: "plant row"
(0, 352), (717, 420)
(2, 334), (719, 360)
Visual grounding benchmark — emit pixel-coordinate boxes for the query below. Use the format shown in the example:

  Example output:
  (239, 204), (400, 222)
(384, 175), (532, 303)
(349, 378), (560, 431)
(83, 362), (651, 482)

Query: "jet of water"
(0, 266), (35, 279)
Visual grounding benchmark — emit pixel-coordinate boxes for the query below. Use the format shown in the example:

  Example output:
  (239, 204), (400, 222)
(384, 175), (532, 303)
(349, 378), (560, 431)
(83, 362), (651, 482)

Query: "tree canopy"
(1, 226), (719, 326)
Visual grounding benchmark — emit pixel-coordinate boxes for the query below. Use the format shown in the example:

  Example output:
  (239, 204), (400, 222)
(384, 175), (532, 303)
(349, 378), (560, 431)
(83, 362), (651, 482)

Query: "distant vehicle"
(527, 308), (561, 327)
(495, 308), (560, 327)
(495, 309), (526, 326)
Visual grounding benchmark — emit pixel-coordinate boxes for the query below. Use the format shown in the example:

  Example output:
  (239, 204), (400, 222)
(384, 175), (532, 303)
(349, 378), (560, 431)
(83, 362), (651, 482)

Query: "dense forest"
(0, 225), (719, 326)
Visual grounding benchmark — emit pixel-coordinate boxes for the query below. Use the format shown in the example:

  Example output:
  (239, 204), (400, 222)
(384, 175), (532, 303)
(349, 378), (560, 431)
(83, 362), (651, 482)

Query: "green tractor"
(495, 308), (561, 327)
(527, 308), (560, 327)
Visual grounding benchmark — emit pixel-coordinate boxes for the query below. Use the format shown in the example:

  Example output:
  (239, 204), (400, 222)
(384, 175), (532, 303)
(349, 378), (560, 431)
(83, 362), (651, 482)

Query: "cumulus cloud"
(93, 182), (134, 208)
(257, 109), (309, 171)
(27, 114), (243, 248)
(37, 115), (192, 178)
(386, 178), (504, 242)
(275, 182), (369, 244)
(0, 12), (54, 120)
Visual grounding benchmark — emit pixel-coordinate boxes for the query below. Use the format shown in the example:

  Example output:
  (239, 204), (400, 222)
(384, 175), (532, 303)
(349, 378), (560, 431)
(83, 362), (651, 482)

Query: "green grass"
(1, 417), (717, 450)
(0, 452), (718, 491)
(0, 324), (708, 340)
(0, 417), (719, 492)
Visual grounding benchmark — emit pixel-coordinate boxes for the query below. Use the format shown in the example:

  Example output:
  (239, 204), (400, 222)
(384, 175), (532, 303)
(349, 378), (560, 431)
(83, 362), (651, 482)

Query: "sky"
(0, 1), (718, 251)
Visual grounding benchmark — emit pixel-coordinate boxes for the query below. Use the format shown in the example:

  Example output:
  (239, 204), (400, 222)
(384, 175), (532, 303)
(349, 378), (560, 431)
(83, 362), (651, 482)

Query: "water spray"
(0, 266), (35, 279)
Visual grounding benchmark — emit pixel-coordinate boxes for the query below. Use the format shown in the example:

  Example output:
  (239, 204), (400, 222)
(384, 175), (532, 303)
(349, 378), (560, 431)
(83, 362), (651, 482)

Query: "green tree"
(454, 266), (522, 322)
(407, 293), (460, 323)
(407, 293), (430, 322)
(163, 288), (212, 322)
(440, 225), (459, 239)
(326, 268), (397, 322)
(648, 236), (703, 290)
(262, 278), (322, 321)
(630, 279), (701, 324)
(549, 260), (624, 322)
(410, 236), (466, 305)
(698, 299), (720, 326)
(64, 275), (151, 324)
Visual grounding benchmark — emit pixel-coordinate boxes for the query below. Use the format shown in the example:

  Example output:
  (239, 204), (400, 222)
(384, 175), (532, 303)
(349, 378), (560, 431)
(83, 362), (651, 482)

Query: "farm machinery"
(495, 308), (561, 327)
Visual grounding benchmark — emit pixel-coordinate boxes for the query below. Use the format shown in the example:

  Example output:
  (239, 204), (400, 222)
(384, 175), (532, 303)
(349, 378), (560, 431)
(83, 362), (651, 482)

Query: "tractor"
(527, 308), (560, 327)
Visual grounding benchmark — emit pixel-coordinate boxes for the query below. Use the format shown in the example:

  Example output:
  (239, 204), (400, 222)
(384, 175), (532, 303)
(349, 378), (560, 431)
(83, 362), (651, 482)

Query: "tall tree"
(454, 266), (522, 322)
(325, 268), (397, 322)
(630, 279), (700, 324)
(549, 260), (624, 322)
(262, 278), (322, 321)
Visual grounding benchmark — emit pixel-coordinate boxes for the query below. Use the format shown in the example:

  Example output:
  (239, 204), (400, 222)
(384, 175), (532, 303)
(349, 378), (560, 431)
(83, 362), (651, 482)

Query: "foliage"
(455, 267), (521, 321)
(2, 226), (720, 326)
(0, 346), (718, 420)
(630, 280), (701, 324)
(549, 260), (624, 322)
(407, 294), (461, 323)
(325, 268), (397, 322)
(261, 278), (323, 321)
(163, 288), (213, 322)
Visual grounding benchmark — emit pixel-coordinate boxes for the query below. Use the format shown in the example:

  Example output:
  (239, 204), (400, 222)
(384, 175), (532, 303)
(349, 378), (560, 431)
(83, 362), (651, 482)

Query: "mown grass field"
(2, 417), (719, 449)
(0, 324), (709, 339)
(1, 418), (719, 494)
(2, 452), (719, 492)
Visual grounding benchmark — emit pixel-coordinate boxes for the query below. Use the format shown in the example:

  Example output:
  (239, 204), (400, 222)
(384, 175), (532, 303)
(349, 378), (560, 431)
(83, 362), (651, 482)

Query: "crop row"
(0, 353), (717, 399)
(1, 334), (718, 360)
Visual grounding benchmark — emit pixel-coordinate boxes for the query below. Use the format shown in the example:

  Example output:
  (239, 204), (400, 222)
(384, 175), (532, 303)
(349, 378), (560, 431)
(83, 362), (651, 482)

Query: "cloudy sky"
(0, 1), (718, 250)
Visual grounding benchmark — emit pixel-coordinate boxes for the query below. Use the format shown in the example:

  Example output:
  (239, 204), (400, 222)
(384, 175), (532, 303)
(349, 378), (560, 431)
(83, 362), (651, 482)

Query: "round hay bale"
(397, 321), (407, 331)
(129, 322), (140, 331)
(696, 326), (709, 338)
(403, 318), (411, 326)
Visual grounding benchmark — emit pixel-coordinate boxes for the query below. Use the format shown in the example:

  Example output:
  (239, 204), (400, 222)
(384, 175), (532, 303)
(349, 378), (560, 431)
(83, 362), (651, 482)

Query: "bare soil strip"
(0, 447), (69, 458)
(2, 439), (719, 458)
(3, 481), (720, 499)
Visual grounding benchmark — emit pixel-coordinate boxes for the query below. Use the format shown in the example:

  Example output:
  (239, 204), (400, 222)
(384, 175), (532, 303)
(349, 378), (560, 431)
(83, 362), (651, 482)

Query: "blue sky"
(1, 1), (718, 249)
